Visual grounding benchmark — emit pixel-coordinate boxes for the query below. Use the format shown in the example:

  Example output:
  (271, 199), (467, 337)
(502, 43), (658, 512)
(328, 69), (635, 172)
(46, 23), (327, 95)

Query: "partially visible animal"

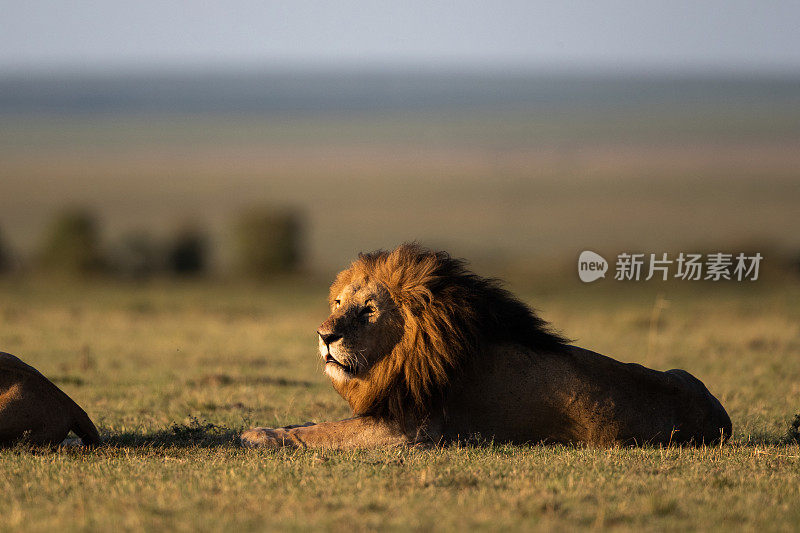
(241, 244), (732, 449)
(0, 352), (100, 446)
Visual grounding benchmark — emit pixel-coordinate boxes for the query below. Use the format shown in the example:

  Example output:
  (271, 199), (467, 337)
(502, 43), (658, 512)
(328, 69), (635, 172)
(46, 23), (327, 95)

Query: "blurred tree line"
(0, 206), (304, 279)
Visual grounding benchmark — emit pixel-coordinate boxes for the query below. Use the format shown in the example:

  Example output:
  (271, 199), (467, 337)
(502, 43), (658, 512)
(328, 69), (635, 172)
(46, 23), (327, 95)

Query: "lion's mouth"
(325, 354), (355, 374)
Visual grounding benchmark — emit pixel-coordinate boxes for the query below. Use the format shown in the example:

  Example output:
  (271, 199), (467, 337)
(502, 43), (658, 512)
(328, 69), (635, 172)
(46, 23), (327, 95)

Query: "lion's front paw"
(240, 427), (292, 448)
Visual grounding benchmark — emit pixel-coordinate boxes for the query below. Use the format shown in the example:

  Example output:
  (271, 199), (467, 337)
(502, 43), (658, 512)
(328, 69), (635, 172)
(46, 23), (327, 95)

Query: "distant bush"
(233, 207), (303, 278)
(39, 209), (103, 276)
(107, 231), (163, 279)
(167, 225), (208, 276)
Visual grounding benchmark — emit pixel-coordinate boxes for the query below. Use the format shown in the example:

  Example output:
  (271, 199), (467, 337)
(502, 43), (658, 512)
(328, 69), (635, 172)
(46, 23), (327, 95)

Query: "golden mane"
(329, 243), (569, 423)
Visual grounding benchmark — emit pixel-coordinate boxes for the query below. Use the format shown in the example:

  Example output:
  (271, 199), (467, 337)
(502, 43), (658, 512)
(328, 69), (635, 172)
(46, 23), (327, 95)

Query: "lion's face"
(317, 280), (403, 384)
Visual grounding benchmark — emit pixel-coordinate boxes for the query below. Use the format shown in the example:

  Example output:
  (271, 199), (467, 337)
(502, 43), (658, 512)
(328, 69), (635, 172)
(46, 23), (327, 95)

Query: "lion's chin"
(324, 361), (354, 383)
(322, 351), (357, 380)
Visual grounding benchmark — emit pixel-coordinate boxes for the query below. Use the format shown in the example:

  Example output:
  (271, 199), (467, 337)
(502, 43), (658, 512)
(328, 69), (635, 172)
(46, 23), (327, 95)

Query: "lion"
(241, 244), (732, 449)
(0, 352), (101, 446)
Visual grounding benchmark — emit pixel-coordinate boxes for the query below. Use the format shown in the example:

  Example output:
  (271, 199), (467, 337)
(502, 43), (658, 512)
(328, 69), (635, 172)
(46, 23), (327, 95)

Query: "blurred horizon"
(1, 2), (798, 278)
(2, 68), (800, 115)
(2, 68), (799, 277)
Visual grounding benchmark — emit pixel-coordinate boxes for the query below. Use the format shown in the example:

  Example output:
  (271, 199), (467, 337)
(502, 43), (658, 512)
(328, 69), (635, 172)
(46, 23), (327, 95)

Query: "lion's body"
(241, 244), (731, 449)
(440, 344), (730, 445)
(0, 352), (100, 446)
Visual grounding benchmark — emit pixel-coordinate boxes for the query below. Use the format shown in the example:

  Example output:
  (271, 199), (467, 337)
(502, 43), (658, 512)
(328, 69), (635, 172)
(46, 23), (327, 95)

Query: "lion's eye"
(334, 299), (341, 309)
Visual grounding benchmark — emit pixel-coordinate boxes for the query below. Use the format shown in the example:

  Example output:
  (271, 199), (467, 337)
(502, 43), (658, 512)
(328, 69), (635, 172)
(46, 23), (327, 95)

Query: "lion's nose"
(318, 331), (343, 345)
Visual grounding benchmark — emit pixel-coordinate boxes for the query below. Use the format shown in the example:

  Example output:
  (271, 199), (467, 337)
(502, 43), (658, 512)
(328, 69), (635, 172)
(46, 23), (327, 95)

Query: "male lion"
(0, 352), (101, 446)
(241, 244), (732, 449)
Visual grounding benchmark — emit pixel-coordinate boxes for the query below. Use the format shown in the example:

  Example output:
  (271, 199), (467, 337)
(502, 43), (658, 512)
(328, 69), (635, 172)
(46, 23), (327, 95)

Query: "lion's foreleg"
(240, 416), (409, 449)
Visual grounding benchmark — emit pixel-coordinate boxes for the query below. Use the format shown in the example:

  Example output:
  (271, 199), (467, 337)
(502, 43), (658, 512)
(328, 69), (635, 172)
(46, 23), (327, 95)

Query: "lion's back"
(440, 343), (732, 446)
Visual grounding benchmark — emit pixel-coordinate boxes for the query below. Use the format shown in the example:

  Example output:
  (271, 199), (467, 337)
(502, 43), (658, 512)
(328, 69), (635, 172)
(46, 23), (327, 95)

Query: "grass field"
(1, 276), (799, 531)
(2, 77), (799, 530)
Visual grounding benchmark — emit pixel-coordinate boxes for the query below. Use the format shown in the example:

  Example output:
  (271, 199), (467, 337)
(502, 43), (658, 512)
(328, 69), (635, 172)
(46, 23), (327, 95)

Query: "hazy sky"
(1, 0), (799, 73)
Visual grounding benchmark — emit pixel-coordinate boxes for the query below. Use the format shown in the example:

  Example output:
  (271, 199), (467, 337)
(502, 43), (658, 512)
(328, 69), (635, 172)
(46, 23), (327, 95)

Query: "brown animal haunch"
(0, 352), (101, 447)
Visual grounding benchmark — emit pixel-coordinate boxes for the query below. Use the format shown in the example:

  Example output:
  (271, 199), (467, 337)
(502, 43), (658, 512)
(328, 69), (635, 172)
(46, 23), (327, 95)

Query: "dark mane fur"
(330, 243), (570, 423)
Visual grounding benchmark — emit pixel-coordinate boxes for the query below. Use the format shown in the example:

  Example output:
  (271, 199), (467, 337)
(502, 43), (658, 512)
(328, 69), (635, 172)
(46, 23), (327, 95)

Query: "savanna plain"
(1, 277), (799, 531)
(2, 84), (800, 531)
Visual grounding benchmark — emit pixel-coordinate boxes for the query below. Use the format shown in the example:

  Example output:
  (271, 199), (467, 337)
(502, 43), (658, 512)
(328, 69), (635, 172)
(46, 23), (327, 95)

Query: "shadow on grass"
(0, 419), (242, 454)
(102, 417), (242, 449)
(76, 412), (800, 451)
(5, 414), (798, 453)
(187, 374), (315, 388)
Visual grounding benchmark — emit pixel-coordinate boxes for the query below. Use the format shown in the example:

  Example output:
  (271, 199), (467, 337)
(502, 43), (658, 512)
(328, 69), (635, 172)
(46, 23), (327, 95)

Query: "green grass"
(1, 277), (799, 531)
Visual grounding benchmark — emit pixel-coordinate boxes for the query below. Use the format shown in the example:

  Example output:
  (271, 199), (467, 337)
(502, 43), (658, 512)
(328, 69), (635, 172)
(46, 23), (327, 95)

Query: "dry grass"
(1, 104), (799, 530)
(1, 277), (799, 531)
